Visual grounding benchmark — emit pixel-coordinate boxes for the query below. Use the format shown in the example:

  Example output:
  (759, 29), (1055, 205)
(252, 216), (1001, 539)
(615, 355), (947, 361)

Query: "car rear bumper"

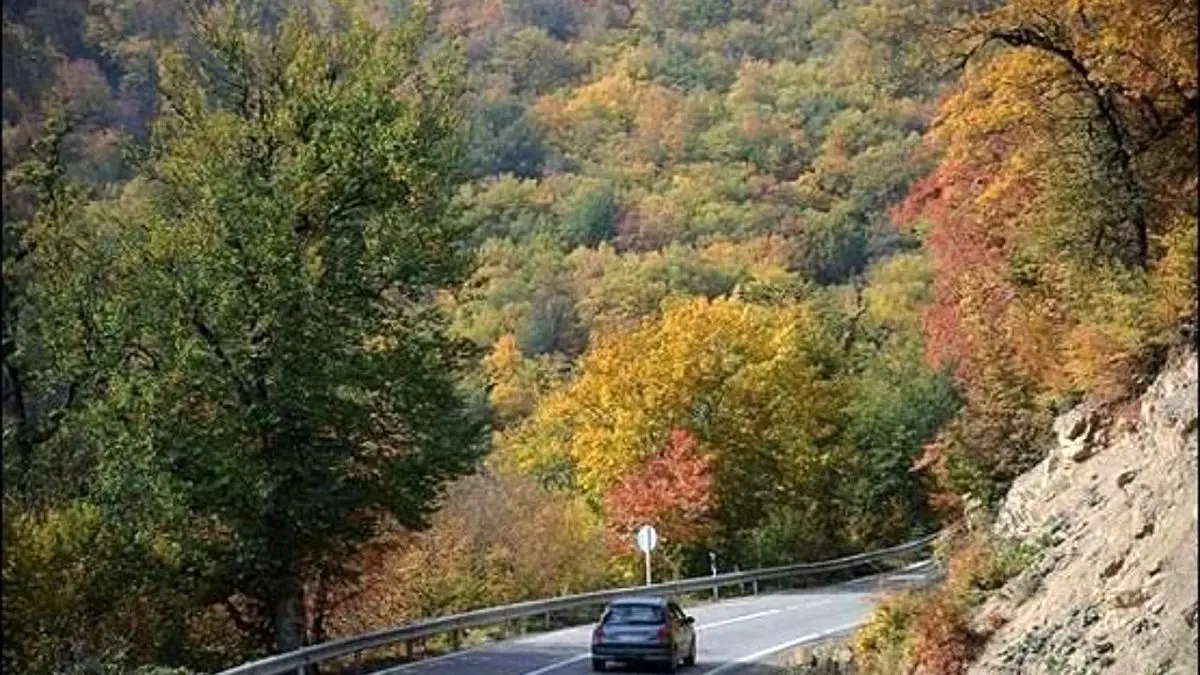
(591, 645), (673, 662)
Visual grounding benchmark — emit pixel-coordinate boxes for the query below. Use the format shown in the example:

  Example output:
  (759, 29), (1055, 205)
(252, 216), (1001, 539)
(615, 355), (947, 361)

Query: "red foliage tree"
(890, 145), (1028, 385)
(894, 142), (1053, 511)
(602, 428), (716, 551)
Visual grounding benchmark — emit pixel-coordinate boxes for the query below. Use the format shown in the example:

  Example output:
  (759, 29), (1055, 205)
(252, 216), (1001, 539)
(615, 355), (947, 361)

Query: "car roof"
(607, 595), (671, 607)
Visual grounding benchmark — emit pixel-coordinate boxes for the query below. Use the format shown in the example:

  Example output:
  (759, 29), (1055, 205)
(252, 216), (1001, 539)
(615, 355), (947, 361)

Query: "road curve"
(374, 561), (938, 675)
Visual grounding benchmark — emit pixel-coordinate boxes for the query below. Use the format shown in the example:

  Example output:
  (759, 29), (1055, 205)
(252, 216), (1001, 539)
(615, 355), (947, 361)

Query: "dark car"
(590, 595), (697, 672)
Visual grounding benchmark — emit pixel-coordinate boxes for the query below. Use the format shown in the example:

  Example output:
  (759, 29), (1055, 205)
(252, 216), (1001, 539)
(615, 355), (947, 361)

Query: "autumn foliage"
(603, 429), (717, 551)
(855, 529), (1036, 675)
(910, 590), (980, 675)
(848, 2), (1196, 671)
(326, 473), (612, 638)
(894, 0), (1198, 509)
(9, 0), (1196, 669)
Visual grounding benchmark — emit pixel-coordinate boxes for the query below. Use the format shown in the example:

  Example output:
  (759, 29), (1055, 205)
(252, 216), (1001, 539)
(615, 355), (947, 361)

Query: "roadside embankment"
(966, 348), (1198, 674)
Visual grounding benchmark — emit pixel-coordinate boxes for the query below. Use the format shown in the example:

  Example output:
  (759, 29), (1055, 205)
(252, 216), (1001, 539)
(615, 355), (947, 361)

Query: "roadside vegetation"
(2, 0), (1194, 672)
(855, 525), (1041, 675)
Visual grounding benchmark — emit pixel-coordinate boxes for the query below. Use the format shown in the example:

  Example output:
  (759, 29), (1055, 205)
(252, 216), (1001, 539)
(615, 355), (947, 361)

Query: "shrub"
(2, 501), (241, 674)
(853, 530), (1037, 675)
(911, 588), (981, 675)
(326, 472), (615, 637)
(855, 591), (923, 675)
(947, 532), (1038, 601)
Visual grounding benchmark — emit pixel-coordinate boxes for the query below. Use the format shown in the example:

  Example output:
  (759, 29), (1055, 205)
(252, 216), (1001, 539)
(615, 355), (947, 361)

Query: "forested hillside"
(2, 0), (1194, 672)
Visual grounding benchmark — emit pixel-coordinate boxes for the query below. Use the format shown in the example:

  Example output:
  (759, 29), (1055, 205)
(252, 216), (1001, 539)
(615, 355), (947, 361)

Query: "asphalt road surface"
(375, 561), (938, 675)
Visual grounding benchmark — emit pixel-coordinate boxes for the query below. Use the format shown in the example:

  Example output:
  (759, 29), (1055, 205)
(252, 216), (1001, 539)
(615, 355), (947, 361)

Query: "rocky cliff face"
(968, 348), (1198, 675)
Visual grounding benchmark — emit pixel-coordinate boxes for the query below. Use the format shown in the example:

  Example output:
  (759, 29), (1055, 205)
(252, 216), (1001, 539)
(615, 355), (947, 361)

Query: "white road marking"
(700, 621), (864, 675)
(513, 625), (592, 646)
(696, 608), (781, 630)
(406, 562), (933, 675)
(783, 598), (833, 612)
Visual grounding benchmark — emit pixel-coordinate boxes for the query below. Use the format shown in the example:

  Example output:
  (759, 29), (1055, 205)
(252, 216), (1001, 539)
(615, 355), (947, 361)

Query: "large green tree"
(42, 1), (487, 655)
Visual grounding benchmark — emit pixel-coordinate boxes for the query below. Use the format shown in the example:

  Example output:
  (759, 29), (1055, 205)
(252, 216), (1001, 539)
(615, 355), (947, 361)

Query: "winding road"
(374, 562), (938, 675)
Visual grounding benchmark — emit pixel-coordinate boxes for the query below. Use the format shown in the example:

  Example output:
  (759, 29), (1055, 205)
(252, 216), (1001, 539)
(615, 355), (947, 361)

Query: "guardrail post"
(404, 639), (414, 660)
(543, 611), (551, 630)
(752, 579), (759, 595)
(451, 629), (462, 651)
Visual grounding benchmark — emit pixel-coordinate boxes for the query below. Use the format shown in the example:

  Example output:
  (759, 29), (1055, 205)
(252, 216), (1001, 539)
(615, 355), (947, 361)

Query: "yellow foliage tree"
(498, 297), (852, 544)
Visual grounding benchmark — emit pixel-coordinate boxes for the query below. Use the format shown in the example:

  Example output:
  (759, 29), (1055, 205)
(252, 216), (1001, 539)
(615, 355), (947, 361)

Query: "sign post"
(709, 551), (718, 600)
(635, 525), (658, 586)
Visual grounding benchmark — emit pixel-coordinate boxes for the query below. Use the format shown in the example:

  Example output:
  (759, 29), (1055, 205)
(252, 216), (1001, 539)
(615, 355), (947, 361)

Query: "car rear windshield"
(603, 604), (665, 625)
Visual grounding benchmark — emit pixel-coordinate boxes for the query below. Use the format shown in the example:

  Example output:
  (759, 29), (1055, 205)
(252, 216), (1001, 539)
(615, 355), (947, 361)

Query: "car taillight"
(656, 625), (670, 643)
(592, 627), (604, 645)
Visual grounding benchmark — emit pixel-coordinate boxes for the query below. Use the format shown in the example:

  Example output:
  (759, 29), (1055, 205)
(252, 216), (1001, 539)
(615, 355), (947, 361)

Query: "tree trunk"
(271, 582), (306, 654)
(311, 571), (329, 646)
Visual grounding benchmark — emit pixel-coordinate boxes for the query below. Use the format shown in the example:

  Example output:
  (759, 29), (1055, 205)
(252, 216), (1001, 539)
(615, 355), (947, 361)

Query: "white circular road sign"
(636, 524), (658, 553)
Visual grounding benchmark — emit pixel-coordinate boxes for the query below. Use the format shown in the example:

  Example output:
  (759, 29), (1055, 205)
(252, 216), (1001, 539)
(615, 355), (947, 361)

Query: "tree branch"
(959, 25), (1150, 267)
(191, 306), (258, 406)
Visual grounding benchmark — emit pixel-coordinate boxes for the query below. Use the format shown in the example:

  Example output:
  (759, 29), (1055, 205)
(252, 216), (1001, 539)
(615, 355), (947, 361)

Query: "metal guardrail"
(218, 529), (947, 675)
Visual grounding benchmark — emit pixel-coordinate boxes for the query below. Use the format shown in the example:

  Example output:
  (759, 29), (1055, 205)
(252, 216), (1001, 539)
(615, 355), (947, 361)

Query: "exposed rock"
(1110, 588), (1148, 609)
(1004, 569), (1042, 607)
(969, 349), (1198, 675)
(1065, 434), (1099, 462)
(1055, 407), (1092, 442)
(1056, 403), (1094, 441)
(1132, 616), (1158, 634)
(1115, 416), (1138, 436)
(1134, 521), (1156, 539)
(1099, 556), (1125, 579)
(779, 639), (856, 674)
(1056, 407), (1106, 462)
(1132, 508), (1157, 540)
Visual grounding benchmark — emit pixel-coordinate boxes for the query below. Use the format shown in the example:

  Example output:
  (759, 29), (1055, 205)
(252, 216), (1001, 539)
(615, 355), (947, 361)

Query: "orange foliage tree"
(326, 472), (613, 638)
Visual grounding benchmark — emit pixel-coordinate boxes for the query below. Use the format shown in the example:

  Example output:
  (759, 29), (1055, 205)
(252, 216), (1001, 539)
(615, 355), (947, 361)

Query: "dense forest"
(2, 0), (1195, 672)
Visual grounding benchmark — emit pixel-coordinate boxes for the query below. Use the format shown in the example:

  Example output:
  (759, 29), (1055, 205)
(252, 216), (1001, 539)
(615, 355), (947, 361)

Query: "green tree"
(1, 109), (108, 506)
(490, 27), (585, 95)
(462, 96), (547, 179)
(2, 110), (244, 674)
(557, 181), (619, 248)
(75, 1), (484, 655)
(841, 340), (960, 546)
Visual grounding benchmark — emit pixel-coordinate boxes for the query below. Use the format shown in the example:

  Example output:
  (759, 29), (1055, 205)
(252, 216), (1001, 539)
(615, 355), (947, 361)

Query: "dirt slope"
(967, 348), (1199, 675)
